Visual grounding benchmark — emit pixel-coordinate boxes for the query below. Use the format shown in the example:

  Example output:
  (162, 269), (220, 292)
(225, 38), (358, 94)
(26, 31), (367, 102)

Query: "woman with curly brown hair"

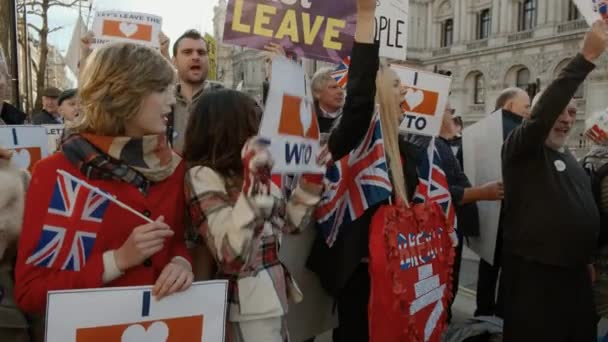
(15, 42), (193, 314)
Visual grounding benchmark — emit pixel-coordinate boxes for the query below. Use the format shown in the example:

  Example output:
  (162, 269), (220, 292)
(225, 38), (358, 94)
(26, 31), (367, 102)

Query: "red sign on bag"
(369, 202), (454, 342)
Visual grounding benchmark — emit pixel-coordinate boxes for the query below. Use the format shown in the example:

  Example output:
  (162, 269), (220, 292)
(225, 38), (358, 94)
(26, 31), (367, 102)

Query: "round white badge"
(554, 160), (566, 172)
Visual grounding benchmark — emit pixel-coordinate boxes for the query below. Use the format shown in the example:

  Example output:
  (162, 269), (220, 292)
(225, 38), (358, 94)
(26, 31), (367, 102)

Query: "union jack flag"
(330, 56), (350, 89)
(316, 112), (392, 247)
(26, 172), (110, 271)
(413, 138), (456, 230)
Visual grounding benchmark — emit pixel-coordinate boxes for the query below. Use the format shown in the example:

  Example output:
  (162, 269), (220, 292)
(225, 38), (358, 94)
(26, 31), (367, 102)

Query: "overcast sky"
(38, 0), (219, 54)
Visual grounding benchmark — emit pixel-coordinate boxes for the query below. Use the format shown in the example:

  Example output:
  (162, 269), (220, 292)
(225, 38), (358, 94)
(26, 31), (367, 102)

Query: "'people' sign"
(375, 0), (409, 61)
(260, 57), (322, 174)
(92, 11), (162, 49)
(393, 66), (452, 137)
(222, 0), (356, 63)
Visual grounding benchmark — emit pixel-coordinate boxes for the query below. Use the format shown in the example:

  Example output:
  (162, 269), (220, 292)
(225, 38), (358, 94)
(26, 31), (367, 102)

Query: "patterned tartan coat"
(185, 166), (321, 322)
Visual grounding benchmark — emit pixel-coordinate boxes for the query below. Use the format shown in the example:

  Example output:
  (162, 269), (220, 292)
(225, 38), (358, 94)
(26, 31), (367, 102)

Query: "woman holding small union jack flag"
(15, 42), (194, 315)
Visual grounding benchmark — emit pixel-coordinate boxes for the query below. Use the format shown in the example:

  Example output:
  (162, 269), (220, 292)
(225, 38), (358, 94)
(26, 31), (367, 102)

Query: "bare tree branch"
(27, 23), (42, 34)
(26, 9), (44, 17)
(49, 0), (80, 8)
(48, 26), (65, 34)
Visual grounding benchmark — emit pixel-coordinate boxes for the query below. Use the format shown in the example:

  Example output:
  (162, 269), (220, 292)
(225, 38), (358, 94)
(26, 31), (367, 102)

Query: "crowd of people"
(3, 0), (608, 341)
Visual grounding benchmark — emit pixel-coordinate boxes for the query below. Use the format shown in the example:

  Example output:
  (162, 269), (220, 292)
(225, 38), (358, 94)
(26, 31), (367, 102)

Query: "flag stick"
(57, 169), (155, 224)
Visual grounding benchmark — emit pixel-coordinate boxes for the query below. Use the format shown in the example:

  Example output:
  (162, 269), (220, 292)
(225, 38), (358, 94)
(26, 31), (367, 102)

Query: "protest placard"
(92, 10), (162, 49)
(0, 126), (49, 171)
(260, 56), (322, 174)
(44, 124), (65, 153)
(462, 110), (503, 265)
(222, 0), (357, 63)
(375, 0), (409, 61)
(393, 66), (452, 137)
(574, 0), (607, 26)
(45, 281), (228, 342)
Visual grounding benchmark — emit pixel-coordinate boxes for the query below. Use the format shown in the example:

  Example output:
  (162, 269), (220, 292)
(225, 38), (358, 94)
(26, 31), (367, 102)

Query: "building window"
(516, 68), (530, 89)
(478, 9), (491, 40)
(568, 1), (581, 21)
(518, 0), (536, 31)
(474, 74), (485, 104)
(442, 19), (454, 47)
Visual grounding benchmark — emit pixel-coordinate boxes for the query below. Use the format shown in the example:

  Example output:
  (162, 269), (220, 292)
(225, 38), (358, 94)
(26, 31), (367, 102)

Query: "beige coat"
(0, 159), (30, 340)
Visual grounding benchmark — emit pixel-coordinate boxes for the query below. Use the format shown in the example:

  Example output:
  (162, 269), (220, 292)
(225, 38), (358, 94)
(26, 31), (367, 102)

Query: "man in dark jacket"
(437, 105), (504, 321)
(500, 21), (606, 341)
(31, 87), (62, 125)
(475, 87), (530, 318)
(311, 68), (345, 134)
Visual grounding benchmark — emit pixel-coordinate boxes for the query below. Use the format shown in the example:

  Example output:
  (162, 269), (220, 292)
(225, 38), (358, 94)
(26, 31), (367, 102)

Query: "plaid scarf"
(62, 133), (181, 194)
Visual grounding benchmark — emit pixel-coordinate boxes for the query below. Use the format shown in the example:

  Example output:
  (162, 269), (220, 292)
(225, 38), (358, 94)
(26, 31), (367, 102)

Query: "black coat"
(306, 41), (420, 297)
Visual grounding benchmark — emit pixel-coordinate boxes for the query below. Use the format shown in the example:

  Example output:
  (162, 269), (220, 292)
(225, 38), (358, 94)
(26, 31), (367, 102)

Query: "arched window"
(474, 74), (485, 104)
(516, 68), (530, 89)
(442, 19), (454, 47)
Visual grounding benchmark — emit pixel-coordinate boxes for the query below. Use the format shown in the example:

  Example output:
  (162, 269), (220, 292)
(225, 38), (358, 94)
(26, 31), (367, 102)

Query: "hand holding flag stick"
(57, 170), (155, 224)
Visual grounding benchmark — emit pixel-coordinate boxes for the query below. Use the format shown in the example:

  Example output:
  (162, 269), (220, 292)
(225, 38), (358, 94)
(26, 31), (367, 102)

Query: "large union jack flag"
(413, 138), (456, 230)
(330, 56), (350, 89)
(26, 172), (110, 271)
(315, 112), (392, 247)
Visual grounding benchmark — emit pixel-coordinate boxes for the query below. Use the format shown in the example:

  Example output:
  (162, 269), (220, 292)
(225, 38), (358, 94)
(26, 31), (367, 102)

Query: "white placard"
(43, 124), (65, 153)
(574, 0), (605, 26)
(375, 0), (409, 61)
(45, 280), (228, 342)
(0, 125), (49, 171)
(393, 66), (452, 137)
(260, 57), (322, 174)
(462, 110), (503, 265)
(92, 10), (162, 49)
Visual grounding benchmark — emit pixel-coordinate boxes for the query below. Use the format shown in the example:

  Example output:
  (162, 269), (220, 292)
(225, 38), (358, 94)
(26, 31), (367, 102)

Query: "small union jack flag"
(26, 172), (110, 271)
(413, 138), (456, 230)
(315, 112), (393, 247)
(330, 56), (350, 89)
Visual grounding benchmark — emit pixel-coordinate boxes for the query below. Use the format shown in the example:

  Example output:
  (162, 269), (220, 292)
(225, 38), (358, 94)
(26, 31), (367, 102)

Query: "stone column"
(492, 0), (501, 34)
(537, 0), (547, 26)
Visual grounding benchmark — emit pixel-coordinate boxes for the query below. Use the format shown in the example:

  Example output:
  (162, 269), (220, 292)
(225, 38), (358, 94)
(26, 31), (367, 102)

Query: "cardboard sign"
(574, 0), (608, 26)
(260, 57), (322, 173)
(92, 11), (162, 49)
(44, 124), (65, 153)
(222, 0), (357, 63)
(375, 0), (409, 61)
(0, 126), (49, 171)
(45, 281), (228, 342)
(393, 66), (452, 137)
(462, 110), (503, 265)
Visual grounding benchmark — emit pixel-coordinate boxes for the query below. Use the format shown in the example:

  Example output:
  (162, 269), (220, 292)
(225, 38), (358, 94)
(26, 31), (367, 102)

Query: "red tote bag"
(368, 201), (455, 342)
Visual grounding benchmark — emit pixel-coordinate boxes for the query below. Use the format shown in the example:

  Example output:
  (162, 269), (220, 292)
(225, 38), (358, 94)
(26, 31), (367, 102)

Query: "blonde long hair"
(375, 64), (408, 204)
(73, 42), (175, 136)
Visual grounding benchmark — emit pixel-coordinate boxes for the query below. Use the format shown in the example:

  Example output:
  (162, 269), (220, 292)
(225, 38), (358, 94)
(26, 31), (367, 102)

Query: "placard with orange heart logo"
(392, 66), (452, 137)
(91, 10), (162, 49)
(0, 126), (50, 171)
(76, 315), (203, 342)
(45, 281), (228, 342)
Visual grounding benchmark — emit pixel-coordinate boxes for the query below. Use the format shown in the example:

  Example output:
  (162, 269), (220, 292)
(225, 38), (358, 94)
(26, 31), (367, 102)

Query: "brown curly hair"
(73, 42), (175, 136)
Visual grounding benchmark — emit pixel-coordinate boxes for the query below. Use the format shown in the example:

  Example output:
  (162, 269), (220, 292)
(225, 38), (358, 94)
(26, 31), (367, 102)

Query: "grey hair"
(311, 67), (335, 97)
(495, 87), (526, 111)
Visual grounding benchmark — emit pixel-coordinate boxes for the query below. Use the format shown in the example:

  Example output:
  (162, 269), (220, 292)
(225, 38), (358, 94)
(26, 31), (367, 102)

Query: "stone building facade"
(406, 0), (608, 150)
(213, 0), (608, 149)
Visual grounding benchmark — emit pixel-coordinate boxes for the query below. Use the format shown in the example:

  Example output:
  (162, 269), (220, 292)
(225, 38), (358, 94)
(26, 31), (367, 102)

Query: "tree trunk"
(34, 0), (49, 111)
